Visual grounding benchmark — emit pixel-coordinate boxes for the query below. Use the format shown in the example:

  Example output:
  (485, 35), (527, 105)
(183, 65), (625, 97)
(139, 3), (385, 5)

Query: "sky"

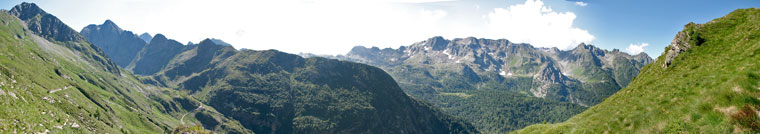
(1, 0), (758, 56)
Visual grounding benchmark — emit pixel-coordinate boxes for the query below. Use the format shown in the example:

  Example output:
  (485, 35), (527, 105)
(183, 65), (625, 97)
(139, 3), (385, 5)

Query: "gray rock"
(663, 23), (702, 68)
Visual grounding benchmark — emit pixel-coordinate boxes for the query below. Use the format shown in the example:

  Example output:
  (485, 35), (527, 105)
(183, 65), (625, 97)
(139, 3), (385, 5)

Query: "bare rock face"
(531, 63), (566, 98)
(663, 31), (691, 68)
(9, 2), (83, 42)
(663, 23), (703, 68)
(81, 20), (147, 67)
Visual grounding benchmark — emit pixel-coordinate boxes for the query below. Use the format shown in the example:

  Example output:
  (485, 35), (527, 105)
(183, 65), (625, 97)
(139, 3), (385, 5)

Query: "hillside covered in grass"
(515, 8), (760, 133)
(0, 3), (235, 133)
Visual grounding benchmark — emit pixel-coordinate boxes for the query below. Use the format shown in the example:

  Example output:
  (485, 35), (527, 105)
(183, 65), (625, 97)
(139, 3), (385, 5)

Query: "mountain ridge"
(81, 20), (147, 67)
(326, 36), (652, 133)
(78, 9), (481, 133)
(341, 36), (652, 105)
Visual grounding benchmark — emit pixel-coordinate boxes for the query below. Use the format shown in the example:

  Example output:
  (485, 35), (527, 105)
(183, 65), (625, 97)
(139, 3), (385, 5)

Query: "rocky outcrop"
(663, 23), (703, 68)
(531, 63), (566, 98)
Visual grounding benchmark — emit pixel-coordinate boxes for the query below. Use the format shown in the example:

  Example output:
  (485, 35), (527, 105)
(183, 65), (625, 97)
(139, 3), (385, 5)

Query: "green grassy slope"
(0, 5), (231, 133)
(515, 8), (760, 133)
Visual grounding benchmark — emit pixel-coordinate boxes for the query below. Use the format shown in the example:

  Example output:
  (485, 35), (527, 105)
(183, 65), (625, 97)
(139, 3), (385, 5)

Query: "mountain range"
(341, 37), (652, 105)
(0, 2), (213, 133)
(84, 20), (478, 133)
(323, 36), (651, 132)
(1, 2), (477, 134)
(79, 6), (653, 133)
(3, 1), (756, 134)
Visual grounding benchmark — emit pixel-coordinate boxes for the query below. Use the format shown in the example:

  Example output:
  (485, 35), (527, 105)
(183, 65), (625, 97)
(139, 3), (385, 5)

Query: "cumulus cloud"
(485, 0), (594, 50)
(575, 1), (587, 7)
(626, 43), (648, 54)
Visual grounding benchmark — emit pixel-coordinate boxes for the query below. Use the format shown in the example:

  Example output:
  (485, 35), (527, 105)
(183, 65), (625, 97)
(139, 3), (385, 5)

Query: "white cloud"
(626, 43), (648, 54)
(575, 1), (587, 7)
(484, 0), (594, 50)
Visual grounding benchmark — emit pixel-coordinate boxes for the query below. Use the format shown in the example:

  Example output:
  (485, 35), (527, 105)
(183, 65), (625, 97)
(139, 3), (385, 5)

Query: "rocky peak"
(207, 38), (232, 46)
(139, 32), (152, 43)
(460, 37), (480, 44)
(198, 38), (214, 45)
(426, 36), (449, 51)
(129, 33), (186, 75)
(80, 19), (148, 68)
(10, 2), (120, 73)
(103, 19), (116, 26)
(151, 34), (168, 43)
(576, 42), (588, 49)
(198, 38), (234, 48)
(158, 38), (237, 80)
(574, 43), (599, 51)
(9, 2), (45, 20)
(10, 2), (83, 42)
(633, 52), (654, 64)
(82, 20), (123, 34)
(147, 34), (184, 48)
(101, 19), (121, 31)
(573, 43), (605, 54)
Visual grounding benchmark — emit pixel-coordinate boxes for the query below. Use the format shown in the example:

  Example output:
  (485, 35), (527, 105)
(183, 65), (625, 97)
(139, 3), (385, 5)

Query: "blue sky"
(1, 0), (758, 56)
(566, 0), (758, 56)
